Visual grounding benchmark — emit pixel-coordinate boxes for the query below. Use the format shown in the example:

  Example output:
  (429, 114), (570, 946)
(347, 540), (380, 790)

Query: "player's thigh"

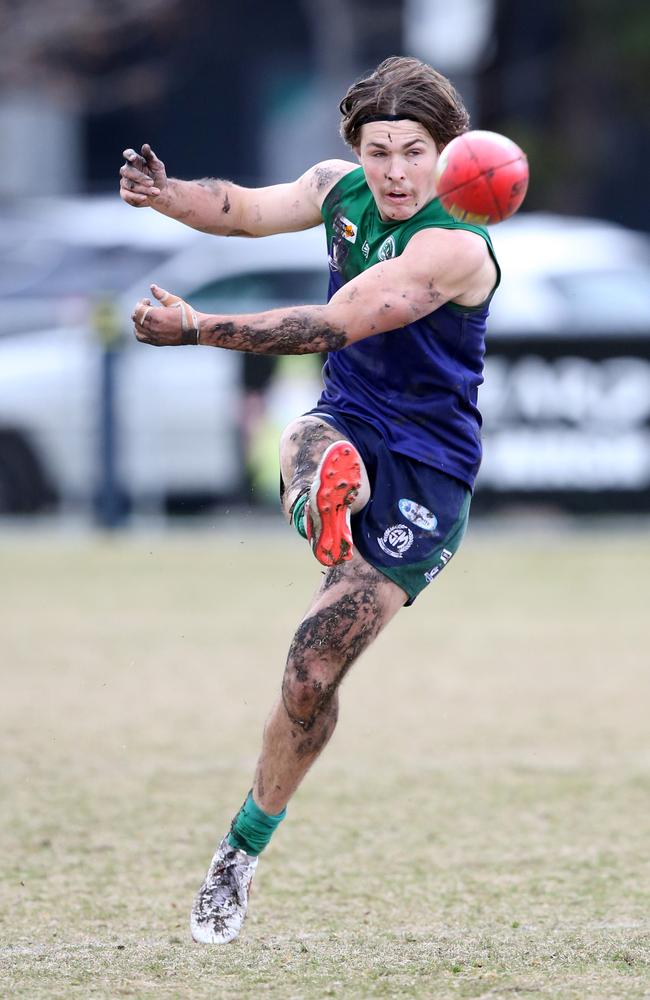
(279, 415), (346, 485)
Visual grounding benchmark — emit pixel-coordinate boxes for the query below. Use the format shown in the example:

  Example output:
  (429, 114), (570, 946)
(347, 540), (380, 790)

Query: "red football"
(434, 130), (529, 225)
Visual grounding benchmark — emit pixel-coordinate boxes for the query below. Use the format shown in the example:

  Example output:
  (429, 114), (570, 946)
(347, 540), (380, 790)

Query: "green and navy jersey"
(319, 167), (500, 489)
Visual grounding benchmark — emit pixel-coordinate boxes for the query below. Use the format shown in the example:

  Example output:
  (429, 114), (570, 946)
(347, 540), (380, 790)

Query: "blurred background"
(1, 0), (650, 525)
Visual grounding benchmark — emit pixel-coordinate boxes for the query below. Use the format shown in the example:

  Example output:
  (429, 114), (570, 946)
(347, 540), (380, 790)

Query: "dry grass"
(1, 521), (650, 998)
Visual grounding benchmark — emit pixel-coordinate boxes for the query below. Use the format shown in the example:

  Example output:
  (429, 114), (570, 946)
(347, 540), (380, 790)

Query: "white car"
(0, 220), (328, 514)
(0, 197), (240, 513)
(488, 212), (650, 336)
(1, 209), (649, 513)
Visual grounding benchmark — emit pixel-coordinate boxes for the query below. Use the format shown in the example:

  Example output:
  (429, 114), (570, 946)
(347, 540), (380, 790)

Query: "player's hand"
(132, 284), (202, 346)
(120, 144), (168, 207)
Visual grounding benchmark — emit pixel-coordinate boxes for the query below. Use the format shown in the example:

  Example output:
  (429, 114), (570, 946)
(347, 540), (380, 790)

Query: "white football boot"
(190, 837), (258, 944)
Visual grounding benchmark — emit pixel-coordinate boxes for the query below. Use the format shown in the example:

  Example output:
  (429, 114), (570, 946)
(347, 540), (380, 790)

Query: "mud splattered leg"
(252, 552), (407, 815)
(279, 416), (370, 518)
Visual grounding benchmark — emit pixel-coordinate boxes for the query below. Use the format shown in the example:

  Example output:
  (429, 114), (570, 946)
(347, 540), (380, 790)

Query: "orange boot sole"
(306, 441), (362, 567)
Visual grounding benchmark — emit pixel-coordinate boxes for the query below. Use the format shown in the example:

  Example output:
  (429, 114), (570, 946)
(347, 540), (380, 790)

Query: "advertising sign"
(477, 337), (650, 511)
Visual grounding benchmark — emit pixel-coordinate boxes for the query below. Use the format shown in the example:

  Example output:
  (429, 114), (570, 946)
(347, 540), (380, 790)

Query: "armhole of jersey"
(399, 220), (501, 313)
(321, 166), (364, 223)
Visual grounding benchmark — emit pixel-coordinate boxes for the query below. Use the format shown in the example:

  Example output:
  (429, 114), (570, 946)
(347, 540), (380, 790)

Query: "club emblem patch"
(398, 499), (438, 532)
(377, 523), (414, 559)
(378, 235), (396, 261)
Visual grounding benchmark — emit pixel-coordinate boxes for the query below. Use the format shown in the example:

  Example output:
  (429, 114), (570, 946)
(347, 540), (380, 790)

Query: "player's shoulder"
(404, 225), (489, 272)
(302, 159), (360, 207)
(402, 225), (497, 304)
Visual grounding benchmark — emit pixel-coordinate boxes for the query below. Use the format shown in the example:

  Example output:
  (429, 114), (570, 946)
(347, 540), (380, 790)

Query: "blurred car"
(0, 196), (205, 338)
(488, 213), (650, 337)
(1, 208), (649, 514)
(0, 221), (327, 514)
(0, 196), (226, 513)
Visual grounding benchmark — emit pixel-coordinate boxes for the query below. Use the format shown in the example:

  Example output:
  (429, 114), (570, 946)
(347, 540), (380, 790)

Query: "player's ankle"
(228, 790), (287, 856)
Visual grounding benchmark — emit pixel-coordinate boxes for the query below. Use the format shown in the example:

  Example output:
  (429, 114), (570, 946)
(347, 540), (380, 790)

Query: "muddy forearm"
(152, 178), (253, 237)
(198, 306), (349, 355)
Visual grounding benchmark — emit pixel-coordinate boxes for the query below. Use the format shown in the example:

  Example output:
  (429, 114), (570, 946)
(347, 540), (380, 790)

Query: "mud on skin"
(286, 421), (343, 504)
(318, 555), (380, 593)
(282, 581), (383, 742)
(194, 178), (253, 235)
(204, 314), (348, 355)
(291, 697), (339, 759)
(313, 165), (345, 193)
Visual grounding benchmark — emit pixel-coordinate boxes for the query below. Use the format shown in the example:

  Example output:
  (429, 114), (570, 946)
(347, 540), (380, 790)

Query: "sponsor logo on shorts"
(377, 523), (414, 558)
(378, 235), (396, 261)
(424, 547), (454, 582)
(398, 499), (438, 532)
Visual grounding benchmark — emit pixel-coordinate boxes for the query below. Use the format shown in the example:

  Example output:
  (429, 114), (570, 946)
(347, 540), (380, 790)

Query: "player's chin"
(381, 198), (418, 221)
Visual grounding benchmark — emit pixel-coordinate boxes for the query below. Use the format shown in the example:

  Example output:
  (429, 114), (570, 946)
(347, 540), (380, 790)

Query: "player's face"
(357, 120), (440, 222)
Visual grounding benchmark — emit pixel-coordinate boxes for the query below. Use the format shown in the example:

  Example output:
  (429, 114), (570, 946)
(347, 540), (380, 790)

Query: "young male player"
(121, 56), (499, 944)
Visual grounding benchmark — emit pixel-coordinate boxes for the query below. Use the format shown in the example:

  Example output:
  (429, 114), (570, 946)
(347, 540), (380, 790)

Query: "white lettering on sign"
(480, 429), (650, 489)
(481, 357), (650, 428)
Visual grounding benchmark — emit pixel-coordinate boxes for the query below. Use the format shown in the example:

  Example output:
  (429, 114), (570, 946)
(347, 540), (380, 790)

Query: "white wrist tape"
(157, 289), (200, 344)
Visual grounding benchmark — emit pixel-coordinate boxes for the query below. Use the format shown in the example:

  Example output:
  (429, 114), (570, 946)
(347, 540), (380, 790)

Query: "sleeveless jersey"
(319, 167), (500, 490)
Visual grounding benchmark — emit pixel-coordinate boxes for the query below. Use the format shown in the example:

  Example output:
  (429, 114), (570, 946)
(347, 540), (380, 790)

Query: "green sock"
(227, 791), (287, 856)
(290, 492), (309, 540)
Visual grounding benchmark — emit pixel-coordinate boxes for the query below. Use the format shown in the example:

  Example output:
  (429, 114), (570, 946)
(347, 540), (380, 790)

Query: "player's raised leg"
(280, 416), (371, 566)
(190, 549), (406, 945)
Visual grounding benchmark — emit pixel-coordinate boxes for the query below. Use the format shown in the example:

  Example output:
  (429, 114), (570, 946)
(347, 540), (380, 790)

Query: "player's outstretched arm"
(132, 228), (492, 352)
(120, 144), (356, 237)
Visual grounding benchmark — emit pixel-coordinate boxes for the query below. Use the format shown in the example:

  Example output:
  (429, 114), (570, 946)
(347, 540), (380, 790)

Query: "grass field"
(1, 521), (650, 999)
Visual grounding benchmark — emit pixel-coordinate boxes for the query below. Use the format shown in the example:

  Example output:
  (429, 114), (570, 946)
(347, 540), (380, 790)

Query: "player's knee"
(281, 652), (339, 728)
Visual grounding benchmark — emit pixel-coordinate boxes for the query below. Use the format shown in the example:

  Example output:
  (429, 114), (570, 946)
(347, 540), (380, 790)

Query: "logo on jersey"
(361, 240), (370, 259)
(377, 524), (414, 558)
(329, 215), (357, 271)
(398, 499), (438, 532)
(378, 235), (396, 261)
(339, 216), (358, 243)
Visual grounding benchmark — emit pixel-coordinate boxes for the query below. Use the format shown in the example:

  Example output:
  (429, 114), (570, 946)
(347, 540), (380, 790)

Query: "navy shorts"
(304, 406), (471, 605)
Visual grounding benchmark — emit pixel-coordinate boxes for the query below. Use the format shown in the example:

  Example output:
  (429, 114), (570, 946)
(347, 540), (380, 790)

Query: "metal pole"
(93, 298), (128, 529)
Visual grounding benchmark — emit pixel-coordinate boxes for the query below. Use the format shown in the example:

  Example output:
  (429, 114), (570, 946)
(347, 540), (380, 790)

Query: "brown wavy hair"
(339, 56), (470, 151)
